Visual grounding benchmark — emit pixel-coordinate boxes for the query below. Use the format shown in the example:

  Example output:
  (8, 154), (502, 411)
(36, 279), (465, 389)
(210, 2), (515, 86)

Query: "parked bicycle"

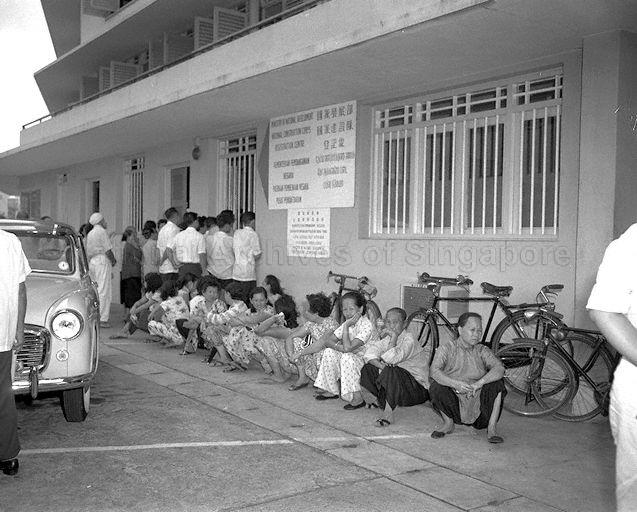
(326, 271), (382, 325)
(497, 318), (619, 421)
(405, 272), (564, 363)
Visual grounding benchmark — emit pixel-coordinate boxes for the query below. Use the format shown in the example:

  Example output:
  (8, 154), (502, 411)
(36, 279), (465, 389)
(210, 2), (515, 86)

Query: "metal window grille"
(371, 71), (562, 237)
(219, 135), (257, 224)
(125, 157), (144, 232)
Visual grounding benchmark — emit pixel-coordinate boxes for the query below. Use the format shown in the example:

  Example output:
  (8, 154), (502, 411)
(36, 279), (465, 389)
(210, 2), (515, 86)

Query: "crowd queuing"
(84, 207), (506, 443)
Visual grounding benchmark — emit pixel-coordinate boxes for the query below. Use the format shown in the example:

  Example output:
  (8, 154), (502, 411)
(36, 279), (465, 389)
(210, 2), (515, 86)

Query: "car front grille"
(16, 325), (50, 374)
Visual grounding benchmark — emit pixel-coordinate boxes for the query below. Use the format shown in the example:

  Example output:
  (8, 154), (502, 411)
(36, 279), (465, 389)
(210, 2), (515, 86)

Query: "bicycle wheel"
(366, 300), (382, 326)
(490, 310), (564, 353)
(497, 340), (577, 417)
(404, 311), (439, 364)
(553, 333), (615, 422)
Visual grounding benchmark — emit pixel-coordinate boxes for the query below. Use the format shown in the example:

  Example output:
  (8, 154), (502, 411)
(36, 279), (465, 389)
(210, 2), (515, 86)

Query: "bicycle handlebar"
(417, 272), (473, 289)
(327, 271), (376, 298)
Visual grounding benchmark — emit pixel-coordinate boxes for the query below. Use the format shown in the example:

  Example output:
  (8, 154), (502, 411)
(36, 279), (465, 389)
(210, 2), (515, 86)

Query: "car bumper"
(12, 372), (95, 395)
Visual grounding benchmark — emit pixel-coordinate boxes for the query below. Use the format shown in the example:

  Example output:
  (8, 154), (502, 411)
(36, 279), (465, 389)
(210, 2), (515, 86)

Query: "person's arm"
(165, 247), (179, 268)
(429, 345), (473, 393)
(253, 314), (283, 335)
(590, 310), (637, 366)
(381, 331), (414, 365)
(13, 283), (27, 351)
(106, 249), (116, 266)
(468, 347), (505, 395)
(293, 332), (336, 359)
(251, 231), (262, 259)
(242, 310), (272, 326)
(285, 324), (309, 358)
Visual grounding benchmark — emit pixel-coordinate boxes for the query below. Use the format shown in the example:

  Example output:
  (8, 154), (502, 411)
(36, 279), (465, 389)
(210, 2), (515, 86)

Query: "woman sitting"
(109, 272), (163, 340)
(221, 287), (275, 372)
(183, 276), (228, 357)
(359, 307), (430, 427)
(429, 312), (506, 444)
(262, 274), (283, 307)
(253, 295), (299, 382)
(294, 291), (377, 409)
(285, 293), (338, 391)
(147, 280), (191, 348)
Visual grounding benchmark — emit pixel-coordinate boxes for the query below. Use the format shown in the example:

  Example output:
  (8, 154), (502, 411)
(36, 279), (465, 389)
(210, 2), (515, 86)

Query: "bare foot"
(269, 373), (290, 383)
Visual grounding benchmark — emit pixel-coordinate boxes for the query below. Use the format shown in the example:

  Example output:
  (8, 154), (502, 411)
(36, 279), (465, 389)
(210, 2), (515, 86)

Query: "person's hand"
(468, 381), (483, 396)
(13, 331), (24, 351)
(454, 381), (473, 395)
(344, 313), (361, 327)
(130, 314), (138, 323)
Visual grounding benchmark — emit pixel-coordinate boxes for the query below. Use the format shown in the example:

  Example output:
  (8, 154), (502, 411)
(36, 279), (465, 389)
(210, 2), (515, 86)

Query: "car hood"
(25, 274), (81, 325)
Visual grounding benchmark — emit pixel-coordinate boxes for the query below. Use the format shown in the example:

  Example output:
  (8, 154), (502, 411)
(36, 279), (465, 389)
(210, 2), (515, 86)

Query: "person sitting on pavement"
(176, 272), (197, 305)
(293, 291), (378, 409)
(147, 280), (190, 348)
(221, 287), (274, 373)
(429, 312), (506, 444)
(262, 274), (283, 307)
(285, 293), (338, 391)
(359, 307), (431, 427)
(110, 272), (163, 340)
(184, 276), (228, 360)
(253, 294), (300, 382)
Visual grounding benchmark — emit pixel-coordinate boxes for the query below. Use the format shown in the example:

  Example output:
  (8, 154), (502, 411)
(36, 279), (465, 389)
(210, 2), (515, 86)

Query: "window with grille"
(371, 71), (562, 237)
(125, 157), (144, 232)
(218, 135), (257, 223)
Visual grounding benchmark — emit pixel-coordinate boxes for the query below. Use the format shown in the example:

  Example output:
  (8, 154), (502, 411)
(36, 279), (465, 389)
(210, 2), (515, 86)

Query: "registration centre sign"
(268, 101), (356, 209)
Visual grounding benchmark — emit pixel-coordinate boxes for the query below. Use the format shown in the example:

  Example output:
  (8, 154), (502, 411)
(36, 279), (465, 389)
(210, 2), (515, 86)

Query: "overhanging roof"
(2, 0), (637, 176)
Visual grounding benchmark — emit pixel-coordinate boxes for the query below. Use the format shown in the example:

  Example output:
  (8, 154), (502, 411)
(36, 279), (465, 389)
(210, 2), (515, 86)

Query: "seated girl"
(285, 293), (338, 391)
(293, 291), (377, 409)
(253, 295), (299, 382)
(147, 281), (191, 348)
(221, 287), (275, 372)
(181, 276), (228, 357)
(429, 312), (506, 444)
(262, 274), (283, 306)
(109, 272), (163, 340)
(359, 307), (431, 427)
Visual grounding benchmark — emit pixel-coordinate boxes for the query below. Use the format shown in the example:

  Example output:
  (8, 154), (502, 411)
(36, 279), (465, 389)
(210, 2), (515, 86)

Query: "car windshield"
(15, 233), (75, 274)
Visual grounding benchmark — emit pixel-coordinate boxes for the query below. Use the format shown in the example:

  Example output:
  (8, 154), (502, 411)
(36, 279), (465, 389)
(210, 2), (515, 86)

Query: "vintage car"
(2, 220), (100, 422)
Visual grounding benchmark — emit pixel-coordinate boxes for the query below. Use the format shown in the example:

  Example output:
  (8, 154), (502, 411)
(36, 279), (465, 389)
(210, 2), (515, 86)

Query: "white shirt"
(85, 224), (112, 260)
(0, 230), (31, 352)
(333, 316), (377, 355)
(587, 223), (637, 393)
(157, 221), (181, 274)
(170, 226), (205, 264)
(232, 226), (261, 281)
(207, 231), (234, 279)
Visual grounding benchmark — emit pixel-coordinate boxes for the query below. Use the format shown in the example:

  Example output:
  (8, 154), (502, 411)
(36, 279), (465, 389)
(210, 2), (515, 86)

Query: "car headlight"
(51, 310), (83, 340)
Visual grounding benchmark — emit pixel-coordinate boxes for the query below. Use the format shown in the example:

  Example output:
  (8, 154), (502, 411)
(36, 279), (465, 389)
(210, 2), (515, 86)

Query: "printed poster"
(287, 208), (330, 258)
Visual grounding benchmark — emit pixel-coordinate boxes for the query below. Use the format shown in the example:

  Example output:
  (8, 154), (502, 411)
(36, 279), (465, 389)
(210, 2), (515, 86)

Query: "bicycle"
(404, 272), (564, 364)
(497, 319), (619, 420)
(326, 271), (382, 325)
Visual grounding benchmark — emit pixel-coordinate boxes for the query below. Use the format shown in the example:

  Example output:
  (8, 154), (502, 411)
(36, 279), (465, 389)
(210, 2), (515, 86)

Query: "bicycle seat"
(481, 282), (513, 297)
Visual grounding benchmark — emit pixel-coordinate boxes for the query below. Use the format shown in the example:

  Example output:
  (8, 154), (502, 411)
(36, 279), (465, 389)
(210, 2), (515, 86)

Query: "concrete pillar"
(575, 30), (637, 325)
(248, 0), (260, 25)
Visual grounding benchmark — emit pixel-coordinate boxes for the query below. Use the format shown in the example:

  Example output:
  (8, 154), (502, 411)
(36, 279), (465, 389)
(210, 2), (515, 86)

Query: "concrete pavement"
(1, 313), (615, 512)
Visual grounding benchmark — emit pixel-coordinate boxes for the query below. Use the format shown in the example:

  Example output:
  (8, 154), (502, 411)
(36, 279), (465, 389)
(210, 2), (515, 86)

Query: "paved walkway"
(94, 315), (615, 512)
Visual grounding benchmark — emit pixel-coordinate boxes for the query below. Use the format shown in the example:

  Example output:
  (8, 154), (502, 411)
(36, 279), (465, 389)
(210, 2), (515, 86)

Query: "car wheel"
(60, 386), (90, 422)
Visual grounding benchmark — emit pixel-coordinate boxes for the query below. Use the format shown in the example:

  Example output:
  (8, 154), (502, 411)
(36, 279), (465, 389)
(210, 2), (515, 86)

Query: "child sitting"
(148, 280), (190, 348)
(109, 272), (163, 340)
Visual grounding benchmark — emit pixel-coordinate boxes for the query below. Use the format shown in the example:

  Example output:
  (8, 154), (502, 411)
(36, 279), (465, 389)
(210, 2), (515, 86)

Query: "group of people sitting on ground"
(111, 268), (507, 444)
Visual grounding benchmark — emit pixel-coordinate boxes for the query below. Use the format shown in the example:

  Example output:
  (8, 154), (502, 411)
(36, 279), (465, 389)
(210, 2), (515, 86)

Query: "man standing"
(167, 211), (206, 277)
(157, 207), (181, 282)
(0, 227), (30, 476)
(86, 213), (116, 328)
(231, 211), (261, 304)
(207, 210), (235, 289)
(588, 224), (637, 511)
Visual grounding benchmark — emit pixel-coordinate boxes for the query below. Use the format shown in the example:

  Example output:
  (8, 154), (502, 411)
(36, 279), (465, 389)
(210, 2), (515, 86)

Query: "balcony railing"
(23, 0), (327, 131)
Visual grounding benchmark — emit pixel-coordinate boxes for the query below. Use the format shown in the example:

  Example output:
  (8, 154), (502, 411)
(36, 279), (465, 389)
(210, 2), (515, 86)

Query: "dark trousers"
(0, 350), (20, 461)
(161, 272), (178, 283)
(429, 379), (506, 429)
(179, 263), (202, 278)
(128, 309), (150, 335)
(228, 280), (256, 306)
(360, 363), (429, 410)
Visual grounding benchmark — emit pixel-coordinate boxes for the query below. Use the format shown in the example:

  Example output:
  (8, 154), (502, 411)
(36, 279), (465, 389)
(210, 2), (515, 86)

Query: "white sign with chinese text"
(287, 208), (330, 258)
(269, 101), (356, 209)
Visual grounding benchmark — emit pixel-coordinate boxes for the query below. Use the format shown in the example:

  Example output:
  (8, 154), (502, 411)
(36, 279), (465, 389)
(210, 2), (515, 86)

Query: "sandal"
(375, 418), (391, 428)
(367, 403), (379, 409)
(223, 364), (247, 373)
(288, 382), (309, 391)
